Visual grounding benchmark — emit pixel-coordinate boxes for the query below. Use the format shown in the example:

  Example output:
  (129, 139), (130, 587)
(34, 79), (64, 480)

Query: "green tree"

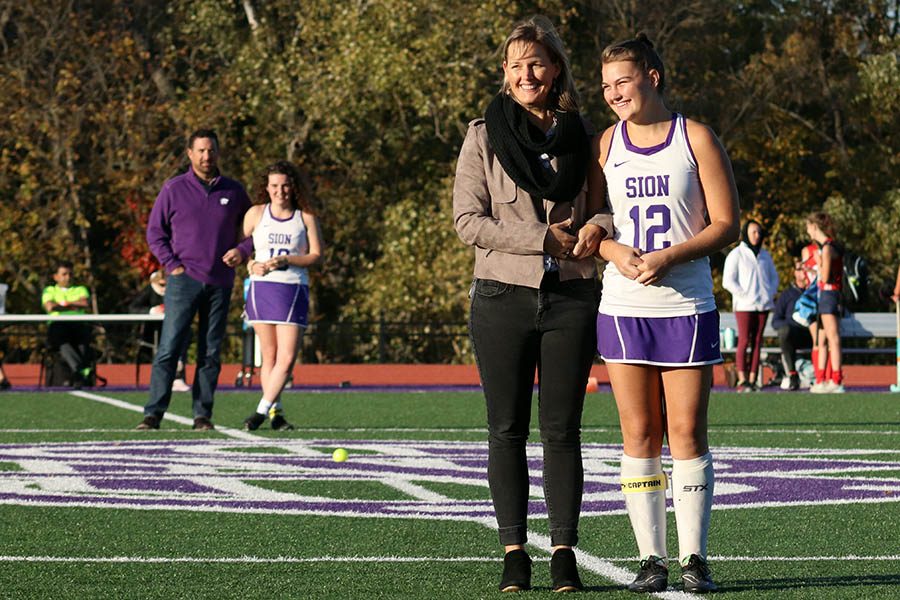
(0, 1), (178, 312)
(1, 0), (897, 363)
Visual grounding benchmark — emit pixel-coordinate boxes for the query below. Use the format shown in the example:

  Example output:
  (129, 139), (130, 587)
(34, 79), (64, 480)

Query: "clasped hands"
(247, 256), (289, 276)
(602, 240), (671, 286)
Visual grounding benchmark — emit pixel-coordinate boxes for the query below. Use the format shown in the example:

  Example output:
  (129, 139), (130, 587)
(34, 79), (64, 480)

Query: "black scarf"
(741, 220), (765, 256)
(484, 93), (589, 204)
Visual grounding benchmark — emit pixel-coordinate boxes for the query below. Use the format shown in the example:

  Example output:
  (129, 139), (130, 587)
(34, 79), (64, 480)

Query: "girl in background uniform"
(800, 237), (829, 380)
(807, 212), (844, 393)
(241, 161), (323, 430)
(594, 35), (740, 593)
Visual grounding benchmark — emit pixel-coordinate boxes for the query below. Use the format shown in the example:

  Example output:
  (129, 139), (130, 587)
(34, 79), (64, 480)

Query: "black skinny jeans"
(469, 274), (598, 547)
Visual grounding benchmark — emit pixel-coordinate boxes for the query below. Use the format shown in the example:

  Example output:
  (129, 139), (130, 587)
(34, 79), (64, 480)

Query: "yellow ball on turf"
(332, 448), (348, 462)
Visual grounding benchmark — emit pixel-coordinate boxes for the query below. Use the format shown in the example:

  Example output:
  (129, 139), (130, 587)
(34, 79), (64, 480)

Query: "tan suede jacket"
(453, 118), (612, 288)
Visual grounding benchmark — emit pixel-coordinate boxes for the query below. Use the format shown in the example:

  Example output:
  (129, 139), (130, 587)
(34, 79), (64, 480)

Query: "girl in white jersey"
(595, 35), (740, 593)
(240, 161), (323, 431)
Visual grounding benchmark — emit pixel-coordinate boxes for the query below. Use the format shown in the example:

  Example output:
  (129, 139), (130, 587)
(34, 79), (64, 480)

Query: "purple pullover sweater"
(147, 169), (252, 288)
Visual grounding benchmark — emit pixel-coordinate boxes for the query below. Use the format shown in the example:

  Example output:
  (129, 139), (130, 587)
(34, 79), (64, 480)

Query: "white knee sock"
(671, 452), (714, 564)
(620, 454), (668, 560)
(256, 398), (273, 415)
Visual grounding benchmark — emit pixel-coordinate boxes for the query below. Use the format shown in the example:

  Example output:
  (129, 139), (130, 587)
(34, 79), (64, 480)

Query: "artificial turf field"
(0, 388), (898, 599)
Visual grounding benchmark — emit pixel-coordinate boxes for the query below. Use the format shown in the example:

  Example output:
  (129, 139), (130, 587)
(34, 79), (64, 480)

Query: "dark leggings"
(735, 311), (769, 378)
(469, 275), (597, 547)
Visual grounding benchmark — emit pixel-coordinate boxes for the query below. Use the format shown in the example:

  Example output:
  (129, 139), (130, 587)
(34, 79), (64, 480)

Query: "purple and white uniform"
(245, 205), (310, 327)
(598, 113), (721, 365)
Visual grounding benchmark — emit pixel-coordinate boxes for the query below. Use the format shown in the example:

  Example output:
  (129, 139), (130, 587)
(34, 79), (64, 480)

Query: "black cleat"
(243, 412), (266, 431)
(499, 549), (531, 592)
(789, 373), (800, 391)
(627, 556), (668, 593)
(270, 414), (295, 431)
(268, 407), (294, 431)
(681, 554), (717, 593)
(550, 547), (583, 592)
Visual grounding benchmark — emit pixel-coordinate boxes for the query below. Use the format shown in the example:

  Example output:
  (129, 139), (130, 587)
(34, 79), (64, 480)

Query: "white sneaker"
(171, 378), (191, 392)
(811, 381), (845, 394)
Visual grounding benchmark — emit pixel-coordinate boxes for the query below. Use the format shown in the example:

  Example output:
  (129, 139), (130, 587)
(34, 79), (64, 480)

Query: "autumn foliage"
(1, 0), (898, 362)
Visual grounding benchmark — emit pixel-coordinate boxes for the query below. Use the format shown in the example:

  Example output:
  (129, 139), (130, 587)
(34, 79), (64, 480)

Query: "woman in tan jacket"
(453, 15), (611, 593)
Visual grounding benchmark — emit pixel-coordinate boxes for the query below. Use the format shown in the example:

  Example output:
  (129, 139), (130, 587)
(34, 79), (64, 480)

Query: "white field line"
(710, 554), (900, 561)
(55, 390), (899, 596)
(488, 521), (700, 600)
(711, 427), (900, 436)
(1, 553), (898, 564)
(0, 429), (219, 433)
(67, 390), (668, 592)
(0, 555), (501, 563)
(4, 425), (900, 437)
(68, 390), (261, 442)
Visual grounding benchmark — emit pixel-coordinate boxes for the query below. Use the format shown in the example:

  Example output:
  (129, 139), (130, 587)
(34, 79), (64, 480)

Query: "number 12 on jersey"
(629, 204), (671, 252)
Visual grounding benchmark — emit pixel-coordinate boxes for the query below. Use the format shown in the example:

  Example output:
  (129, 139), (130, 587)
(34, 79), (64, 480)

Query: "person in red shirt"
(806, 212), (844, 393)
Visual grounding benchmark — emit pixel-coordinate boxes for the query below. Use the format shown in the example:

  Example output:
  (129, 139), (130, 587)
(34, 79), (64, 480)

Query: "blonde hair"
(498, 15), (579, 112)
(601, 33), (666, 95)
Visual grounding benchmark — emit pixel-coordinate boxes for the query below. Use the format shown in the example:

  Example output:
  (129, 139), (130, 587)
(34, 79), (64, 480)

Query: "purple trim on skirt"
(597, 310), (722, 366)
(246, 280), (309, 326)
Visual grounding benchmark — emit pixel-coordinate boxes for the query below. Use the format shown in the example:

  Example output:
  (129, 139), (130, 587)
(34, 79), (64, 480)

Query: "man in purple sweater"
(137, 129), (252, 430)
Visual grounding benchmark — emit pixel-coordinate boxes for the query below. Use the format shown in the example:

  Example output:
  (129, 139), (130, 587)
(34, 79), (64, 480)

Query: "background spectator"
(136, 129), (252, 431)
(723, 220), (779, 391)
(41, 261), (94, 388)
(807, 211), (845, 393)
(128, 269), (190, 392)
(241, 161), (323, 432)
(771, 260), (813, 390)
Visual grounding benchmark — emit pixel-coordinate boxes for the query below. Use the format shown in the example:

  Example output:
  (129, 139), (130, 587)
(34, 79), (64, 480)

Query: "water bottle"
(723, 327), (736, 350)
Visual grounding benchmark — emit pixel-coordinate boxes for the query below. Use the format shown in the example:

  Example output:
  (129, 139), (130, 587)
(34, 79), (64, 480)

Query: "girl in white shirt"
(240, 161), (323, 431)
(595, 34), (740, 593)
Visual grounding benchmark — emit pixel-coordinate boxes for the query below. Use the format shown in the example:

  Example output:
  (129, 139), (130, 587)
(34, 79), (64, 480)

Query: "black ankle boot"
(551, 548), (583, 592)
(499, 549), (531, 592)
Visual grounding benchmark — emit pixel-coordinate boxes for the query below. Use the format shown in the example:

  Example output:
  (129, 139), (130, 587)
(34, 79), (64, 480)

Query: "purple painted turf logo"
(0, 440), (897, 518)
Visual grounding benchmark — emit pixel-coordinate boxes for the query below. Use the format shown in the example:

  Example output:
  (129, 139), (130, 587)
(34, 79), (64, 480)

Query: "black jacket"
(771, 284), (804, 330)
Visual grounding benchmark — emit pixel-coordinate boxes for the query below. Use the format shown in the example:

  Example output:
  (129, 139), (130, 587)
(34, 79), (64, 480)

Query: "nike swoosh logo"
(613, 161), (629, 168)
(711, 341), (719, 348)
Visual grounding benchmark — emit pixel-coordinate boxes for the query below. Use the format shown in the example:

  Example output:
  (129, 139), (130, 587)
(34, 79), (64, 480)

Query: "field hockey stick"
(890, 300), (900, 392)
